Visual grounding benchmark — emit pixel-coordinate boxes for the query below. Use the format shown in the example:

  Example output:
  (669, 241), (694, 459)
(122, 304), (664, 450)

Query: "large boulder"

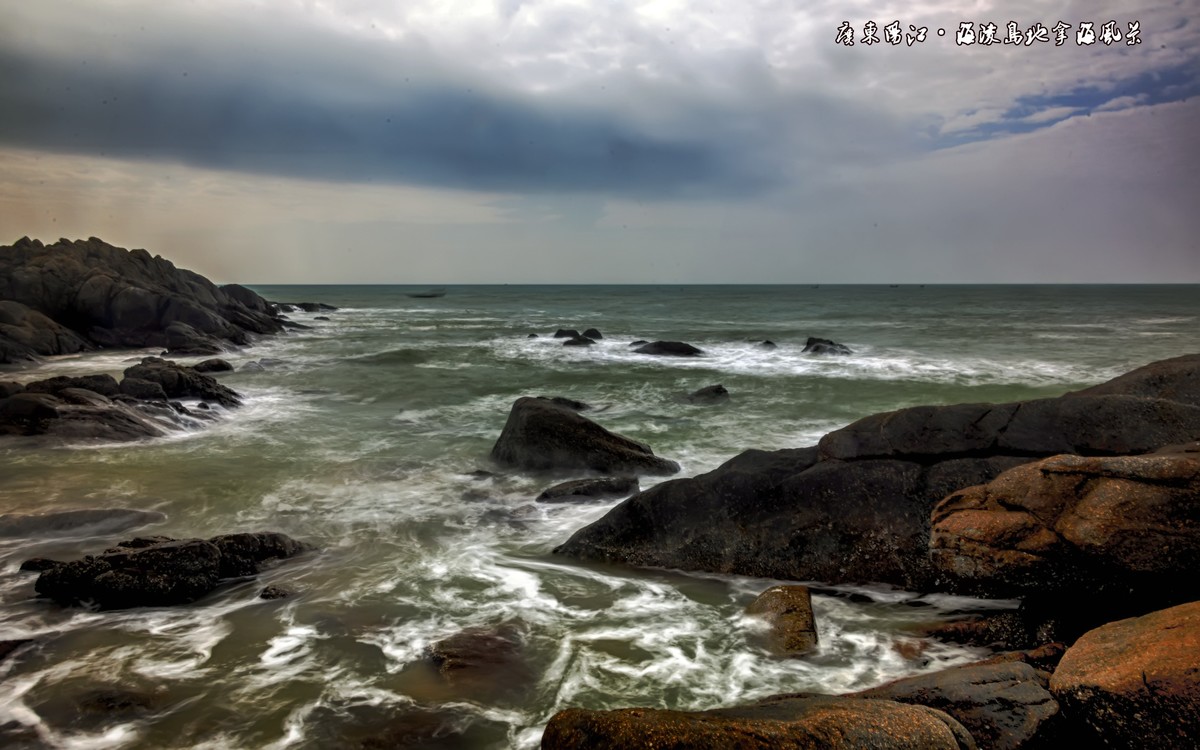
(745, 585), (819, 655)
(0, 236), (284, 361)
(803, 336), (852, 355)
(542, 695), (976, 749)
(1064, 353), (1200, 407)
(852, 662), (1059, 750)
(930, 454), (1200, 622)
(633, 340), (704, 357)
(122, 357), (241, 407)
(491, 397), (680, 476)
(537, 476), (639, 503)
(0, 390), (167, 441)
(1049, 601), (1200, 749)
(33, 531), (311, 609)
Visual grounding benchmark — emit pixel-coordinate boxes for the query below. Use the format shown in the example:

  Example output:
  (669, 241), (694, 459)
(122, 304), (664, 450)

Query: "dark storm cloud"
(0, 20), (787, 198)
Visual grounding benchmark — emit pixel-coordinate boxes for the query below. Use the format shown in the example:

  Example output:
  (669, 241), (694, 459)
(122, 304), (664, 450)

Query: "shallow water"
(1, 284), (1197, 748)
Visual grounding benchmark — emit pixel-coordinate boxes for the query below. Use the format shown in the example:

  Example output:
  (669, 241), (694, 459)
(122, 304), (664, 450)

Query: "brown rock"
(1049, 601), (1200, 749)
(745, 585), (819, 655)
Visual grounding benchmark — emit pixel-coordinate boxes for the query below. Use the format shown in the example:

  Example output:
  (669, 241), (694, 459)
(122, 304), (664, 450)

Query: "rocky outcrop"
(123, 357), (241, 407)
(491, 397), (680, 476)
(852, 662), (1059, 750)
(542, 695), (976, 750)
(1064, 353), (1200, 407)
(0, 236), (285, 362)
(1048, 601), (1200, 749)
(32, 531), (312, 609)
(582, 328), (603, 339)
(537, 476), (639, 503)
(555, 355), (1200, 591)
(803, 337), (852, 355)
(0, 300), (91, 362)
(562, 336), (596, 347)
(0, 389), (169, 441)
(633, 340), (703, 357)
(745, 585), (819, 655)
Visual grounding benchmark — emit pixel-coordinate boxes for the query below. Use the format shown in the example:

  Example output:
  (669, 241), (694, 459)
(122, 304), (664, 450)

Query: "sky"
(0, 0), (1197, 283)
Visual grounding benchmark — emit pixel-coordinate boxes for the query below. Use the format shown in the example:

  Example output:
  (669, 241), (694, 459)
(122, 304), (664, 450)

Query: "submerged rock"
(33, 531), (312, 609)
(426, 622), (531, 699)
(491, 397), (680, 476)
(562, 336), (596, 347)
(537, 476), (639, 503)
(192, 358), (233, 373)
(803, 337), (852, 355)
(745, 585), (819, 656)
(633, 340), (703, 357)
(542, 695), (976, 749)
(686, 384), (730, 404)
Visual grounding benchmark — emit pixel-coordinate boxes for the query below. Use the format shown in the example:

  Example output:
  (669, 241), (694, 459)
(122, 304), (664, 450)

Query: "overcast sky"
(1, 0), (1197, 283)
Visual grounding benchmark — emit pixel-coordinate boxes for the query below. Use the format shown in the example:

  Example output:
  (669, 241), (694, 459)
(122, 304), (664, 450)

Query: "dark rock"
(294, 302), (337, 312)
(687, 384), (730, 404)
(0, 237), (284, 363)
(554, 328), (581, 339)
(543, 396), (591, 411)
(0, 381), (24, 398)
(1049, 601), (1200, 749)
(0, 508), (166, 538)
(219, 283), (273, 314)
(164, 321), (223, 356)
(745, 585), (819, 655)
(582, 328), (603, 339)
(313, 315), (330, 321)
(563, 336), (596, 347)
(537, 476), (639, 503)
(24, 374), (121, 398)
(803, 337), (852, 355)
(119, 377), (169, 401)
(973, 643), (1067, 673)
(123, 357), (241, 407)
(629, 340), (648, 346)
(0, 639), (33, 664)
(542, 695), (976, 749)
(1064, 353), (1200, 407)
(491, 397), (680, 476)
(20, 558), (63, 572)
(930, 454), (1200, 616)
(259, 585), (292, 600)
(633, 340), (703, 357)
(300, 703), (506, 749)
(192, 358), (233, 373)
(760, 340), (778, 349)
(0, 390), (166, 441)
(0, 300), (91, 363)
(527, 333), (539, 338)
(426, 622), (530, 698)
(33, 531), (310, 609)
(853, 662), (1059, 750)
(241, 361), (265, 372)
(274, 303), (297, 313)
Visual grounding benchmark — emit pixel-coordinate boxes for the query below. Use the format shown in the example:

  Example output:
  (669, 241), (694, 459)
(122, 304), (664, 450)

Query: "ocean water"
(0, 284), (1197, 748)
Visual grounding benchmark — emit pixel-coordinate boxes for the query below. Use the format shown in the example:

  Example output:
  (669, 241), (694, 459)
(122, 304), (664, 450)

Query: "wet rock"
(554, 328), (581, 339)
(629, 339), (648, 346)
(24, 374), (121, 398)
(687, 384), (730, 404)
(119, 376), (169, 401)
(123, 357), (241, 407)
(313, 315), (330, 321)
(491, 396), (680, 476)
(33, 531), (311, 609)
(633, 340), (703, 357)
(0, 390), (167, 441)
(853, 662), (1059, 750)
(192, 358), (233, 373)
(1064, 352), (1200, 407)
(760, 339), (778, 349)
(0, 508), (166, 538)
(0, 381), (24, 398)
(0, 639), (33, 664)
(542, 695), (975, 749)
(973, 643), (1067, 673)
(582, 328), (603, 339)
(537, 476), (639, 503)
(746, 585), (819, 655)
(527, 333), (539, 338)
(19, 558), (63, 572)
(542, 396), (591, 411)
(930, 453), (1200, 624)
(0, 299), (93, 363)
(803, 336), (852, 355)
(1049, 601), (1200, 749)
(426, 622), (531, 697)
(563, 335), (596, 347)
(241, 361), (265, 372)
(259, 585), (292, 600)
(300, 702), (506, 749)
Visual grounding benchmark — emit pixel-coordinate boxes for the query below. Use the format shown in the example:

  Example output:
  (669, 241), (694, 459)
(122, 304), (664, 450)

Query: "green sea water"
(1, 284), (1197, 748)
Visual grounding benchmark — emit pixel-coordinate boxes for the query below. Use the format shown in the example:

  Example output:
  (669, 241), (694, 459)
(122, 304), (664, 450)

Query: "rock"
(0, 639), (33, 664)
(527, 333), (538, 338)
(0, 237), (283, 360)
(563, 336), (596, 347)
(0, 299), (91, 363)
(542, 396), (591, 411)
(118, 377), (169, 401)
(219, 283), (273, 314)
(803, 336), (852, 355)
(294, 302), (337, 312)
(33, 531), (310, 609)
(426, 622), (530, 697)
(0, 508), (166, 538)
(1064, 353), (1200, 407)
(313, 315), (330, 321)
(629, 340), (648, 346)
(491, 397), (680, 476)
(274, 303), (297, 313)
(192, 358), (233, 373)
(1049, 601), (1200, 749)
(760, 340), (778, 349)
(0, 390), (167, 441)
(745, 585), (819, 655)
(298, 703), (505, 749)
(20, 558), (63, 572)
(973, 643), (1067, 673)
(537, 476), (639, 503)
(259, 585), (292, 600)
(122, 357), (241, 407)
(554, 328), (581, 339)
(930, 453), (1200, 619)
(241, 361), (265, 372)
(687, 384), (730, 404)
(164, 321), (223, 356)
(853, 662), (1059, 750)
(24, 374), (121, 398)
(633, 340), (703, 357)
(0, 381), (24, 398)
(582, 328), (603, 339)
(542, 695), (976, 750)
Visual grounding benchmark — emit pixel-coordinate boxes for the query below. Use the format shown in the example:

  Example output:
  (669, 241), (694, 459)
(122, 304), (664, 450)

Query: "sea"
(1, 284), (1197, 748)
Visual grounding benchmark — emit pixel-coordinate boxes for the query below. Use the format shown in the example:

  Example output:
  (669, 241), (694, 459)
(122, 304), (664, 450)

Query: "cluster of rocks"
(543, 353), (1200, 748)
(537, 325), (851, 357)
(0, 356), (240, 441)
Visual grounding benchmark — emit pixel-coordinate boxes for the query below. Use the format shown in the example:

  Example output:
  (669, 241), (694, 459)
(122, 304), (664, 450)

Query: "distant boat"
(407, 288), (447, 299)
